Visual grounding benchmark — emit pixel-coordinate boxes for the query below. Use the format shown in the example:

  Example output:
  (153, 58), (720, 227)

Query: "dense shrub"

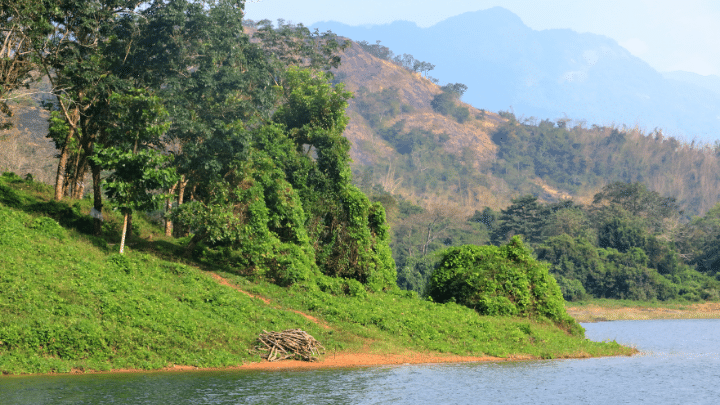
(427, 237), (580, 334)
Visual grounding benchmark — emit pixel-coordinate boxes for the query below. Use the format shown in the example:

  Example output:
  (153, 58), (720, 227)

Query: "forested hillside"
(3, 7), (720, 307)
(1, 0), (396, 291)
(311, 35), (720, 299)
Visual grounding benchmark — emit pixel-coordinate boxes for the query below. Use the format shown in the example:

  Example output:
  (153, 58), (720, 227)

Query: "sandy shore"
(63, 351), (535, 375)
(566, 302), (720, 322)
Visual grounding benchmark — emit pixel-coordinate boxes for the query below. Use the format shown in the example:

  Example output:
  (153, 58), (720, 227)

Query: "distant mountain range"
(312, 7), (720, 144)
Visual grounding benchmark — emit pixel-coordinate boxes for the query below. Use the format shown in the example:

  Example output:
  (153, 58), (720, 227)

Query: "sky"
(245, 0), (720, 77)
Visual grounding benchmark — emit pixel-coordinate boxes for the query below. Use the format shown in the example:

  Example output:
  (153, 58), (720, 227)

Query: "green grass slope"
(0, 174), (631, 375)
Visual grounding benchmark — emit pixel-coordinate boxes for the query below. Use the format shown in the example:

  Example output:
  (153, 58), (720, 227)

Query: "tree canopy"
(6, 0), (395, 291)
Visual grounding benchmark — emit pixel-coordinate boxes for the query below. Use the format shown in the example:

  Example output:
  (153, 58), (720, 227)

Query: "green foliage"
(0, 196), (630, 374)
(254, 18), (349, 74)
(470, 207), (500, 232)
(270, 68), (396, 290)
(171, 153), (316, 286)
(592, 181), (682, 234)
(0, 181), (23, 208)
(554, 275), (588, 301)
(441, 83), (468, 98)
(0, 203), (329, 374)
(535, 233), (704, 301)
(93, 147), (178, 214)
(676, 202), (720, 276)
(28, 217), (67, 241)
(598, 217), (647, 253)
(377, 121), (444, 155)
(430, 91), (470, 123)
(428, 237), (579, 334)
(239, 275), (633, 360)
(491, 195), (548, 245)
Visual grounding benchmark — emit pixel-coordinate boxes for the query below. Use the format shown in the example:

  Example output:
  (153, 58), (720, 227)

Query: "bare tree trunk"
(126, 213), (134, 241)
(54, 129), (74, 200)
(173, 176), (188, 238)
(91, 162), (103, 236)
(71, 156), (88, 199)
(164, 182), (177, 236)
(119, 212), (128, 254)
(52, 102), (80, 201)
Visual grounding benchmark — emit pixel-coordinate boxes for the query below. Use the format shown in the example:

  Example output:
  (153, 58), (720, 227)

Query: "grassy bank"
(0, 174), (631, 375)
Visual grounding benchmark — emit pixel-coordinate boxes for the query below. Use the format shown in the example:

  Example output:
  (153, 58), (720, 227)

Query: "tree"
(356, 40), (394, 60)
(469, 207), (499, 232)
(536, 234), (606, 298)
(0, 0), (38, 130)
(253, 18), (349, 78)
(430, 92), (456, 116)
(427, 237), (580, 333)
(491, 195), (548, 245)
(592, 181), (682, 234)
(20, 0), (144, 205)
(90, 90), (178, 254)
(431, 84), (470, 124)
(441, 83), (468, 98)
(273, 68), (396, 290)
(417, 61), (435, 77)
(598, 216), (646, 253)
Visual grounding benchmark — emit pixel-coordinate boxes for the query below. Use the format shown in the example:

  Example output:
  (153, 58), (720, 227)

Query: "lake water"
(2, 319), (719, 404)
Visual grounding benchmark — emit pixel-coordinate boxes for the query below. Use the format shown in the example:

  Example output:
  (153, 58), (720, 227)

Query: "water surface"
(2, 319), (719, 404)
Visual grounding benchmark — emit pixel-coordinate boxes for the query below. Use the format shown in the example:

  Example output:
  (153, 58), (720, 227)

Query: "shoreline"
(566, 302), (720, 322)
(8, 351), (567, 377)
(16, 301), (717, 377)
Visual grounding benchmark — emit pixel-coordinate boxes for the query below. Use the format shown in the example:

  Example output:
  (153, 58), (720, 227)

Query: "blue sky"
(245, 0), (720, 77)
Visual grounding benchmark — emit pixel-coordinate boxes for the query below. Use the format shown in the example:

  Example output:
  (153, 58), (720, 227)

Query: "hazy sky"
(245, 0), (720, 77)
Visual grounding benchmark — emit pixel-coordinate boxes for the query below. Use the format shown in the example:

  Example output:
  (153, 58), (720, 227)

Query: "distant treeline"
(356, 40), (437, 81)
(382, 181), (720, 302)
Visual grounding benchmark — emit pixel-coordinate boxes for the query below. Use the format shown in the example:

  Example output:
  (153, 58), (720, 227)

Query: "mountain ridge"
(312, 7), (720, 143)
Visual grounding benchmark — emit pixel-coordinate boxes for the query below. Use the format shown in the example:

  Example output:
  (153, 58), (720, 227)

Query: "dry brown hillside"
(334, 42), (499, 167)
(331, 41), (582, 213)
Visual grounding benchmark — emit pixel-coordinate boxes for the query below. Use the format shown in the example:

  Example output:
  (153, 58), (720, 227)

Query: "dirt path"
(566, 302), (720, 322)
(206, 272), (331, 330)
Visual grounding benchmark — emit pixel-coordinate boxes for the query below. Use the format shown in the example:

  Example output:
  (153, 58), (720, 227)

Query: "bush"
(430, 92), (455, 116)
(555, 275), (587, 301)
(427, 236), (581, 334)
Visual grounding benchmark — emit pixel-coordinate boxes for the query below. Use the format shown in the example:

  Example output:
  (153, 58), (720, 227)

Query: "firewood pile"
(256, 329), (325, 362)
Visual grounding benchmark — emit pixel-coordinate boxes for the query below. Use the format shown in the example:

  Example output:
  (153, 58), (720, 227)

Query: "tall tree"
(22, 0), (143, 205)
(91, 90), (178, 254)
(491, 195), (548, 245)
(592, 181), (683, 235)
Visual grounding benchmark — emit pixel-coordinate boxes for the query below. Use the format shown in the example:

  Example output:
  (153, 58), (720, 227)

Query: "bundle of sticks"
(256, 329), (326, 362)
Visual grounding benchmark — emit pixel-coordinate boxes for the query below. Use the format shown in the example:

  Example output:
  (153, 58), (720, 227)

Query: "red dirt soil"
(67, 352), (527, 375)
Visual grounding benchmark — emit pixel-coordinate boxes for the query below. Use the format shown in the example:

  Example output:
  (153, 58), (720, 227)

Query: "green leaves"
(427, 237), (579, 333)
(91, 89), (178, 214)
(93, 147), (178, 214)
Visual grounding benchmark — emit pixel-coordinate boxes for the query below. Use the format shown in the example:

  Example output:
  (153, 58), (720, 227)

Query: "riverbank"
(22, 348), (597, 376)
(50, 352), (524, 375)
(0, 176), (634, 376)
(566, 301), (720, 322)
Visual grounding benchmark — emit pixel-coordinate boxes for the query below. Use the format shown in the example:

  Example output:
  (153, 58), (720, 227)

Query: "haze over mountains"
(312, 7), (720, 144)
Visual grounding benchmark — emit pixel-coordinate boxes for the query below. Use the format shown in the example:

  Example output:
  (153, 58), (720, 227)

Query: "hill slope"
(0, 175), (630, 375)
